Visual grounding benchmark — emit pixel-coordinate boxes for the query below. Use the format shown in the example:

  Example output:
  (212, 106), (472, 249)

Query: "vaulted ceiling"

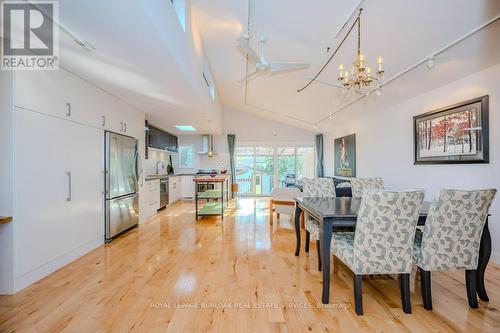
(192, 0), (500, 132)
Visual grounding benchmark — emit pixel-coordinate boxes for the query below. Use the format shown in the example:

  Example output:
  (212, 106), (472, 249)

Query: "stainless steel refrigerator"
(105, 131), (140, 241)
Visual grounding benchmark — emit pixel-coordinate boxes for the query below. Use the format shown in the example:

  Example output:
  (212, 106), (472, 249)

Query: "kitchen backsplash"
(143, 149), (178, 175)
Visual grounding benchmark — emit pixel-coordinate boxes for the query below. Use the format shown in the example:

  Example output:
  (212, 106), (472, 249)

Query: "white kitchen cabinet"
(14, 70), (144, 140)
(13, 108), (104, 290)
(169, 176), (182, 204)
(139, 180), (160, 222)
(181, 175), (195, 198)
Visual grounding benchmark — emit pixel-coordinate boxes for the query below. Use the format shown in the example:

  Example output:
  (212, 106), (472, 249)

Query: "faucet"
(155, 161), (165, 174)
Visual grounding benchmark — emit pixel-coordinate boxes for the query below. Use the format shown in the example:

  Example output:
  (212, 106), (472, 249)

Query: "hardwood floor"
(1, 198), (499, 332)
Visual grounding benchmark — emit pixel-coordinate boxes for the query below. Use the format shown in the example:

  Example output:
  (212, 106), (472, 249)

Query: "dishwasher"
(159, 178), (169, 210)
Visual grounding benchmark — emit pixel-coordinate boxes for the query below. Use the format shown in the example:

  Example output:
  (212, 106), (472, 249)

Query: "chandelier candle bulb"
(338, 64), (344, 80)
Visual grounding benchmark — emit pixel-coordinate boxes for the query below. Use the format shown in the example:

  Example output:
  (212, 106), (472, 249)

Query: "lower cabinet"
(169, 177), (181, 203)
(140, 180), (160, 222)
(181, 175), (195, 198)
(13, 108), (104, 291)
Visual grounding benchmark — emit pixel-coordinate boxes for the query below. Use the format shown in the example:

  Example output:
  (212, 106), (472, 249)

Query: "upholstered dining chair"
(350, 177), (384, 198)
(331, 189), (425, 315)
(269, 187), (302, 225)
(413, 189), (497, 310)
(302, 178), (336, 271)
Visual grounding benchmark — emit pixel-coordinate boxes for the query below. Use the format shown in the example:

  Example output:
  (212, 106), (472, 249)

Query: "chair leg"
(465, 270), (478, 309)
(419, 269), (433, 310)
(354, 275), (363, 315)
(305, 231), (310, 253)
(316, 240), (322, 271)
(400, 273), (411, 314)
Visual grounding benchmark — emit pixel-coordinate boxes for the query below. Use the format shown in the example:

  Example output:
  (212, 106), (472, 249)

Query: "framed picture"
(413, 95), (489, 164)
(334, 134), (356, 177)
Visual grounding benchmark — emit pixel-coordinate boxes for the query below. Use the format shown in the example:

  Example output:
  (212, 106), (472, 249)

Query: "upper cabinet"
(13, 69), (144, 140)
(146, 121), (178, 153)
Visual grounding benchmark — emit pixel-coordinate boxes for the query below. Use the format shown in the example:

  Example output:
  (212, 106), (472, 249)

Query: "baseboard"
(491, 251), (500, 265)
(13, 236), (104, 293)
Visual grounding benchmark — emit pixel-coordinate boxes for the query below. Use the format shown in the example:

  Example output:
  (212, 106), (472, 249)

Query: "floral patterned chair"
(302, 178), (336, 271)
(330, 189), (425, 315)
(350, 177), (384, 198)
(413, 189), (497, 310)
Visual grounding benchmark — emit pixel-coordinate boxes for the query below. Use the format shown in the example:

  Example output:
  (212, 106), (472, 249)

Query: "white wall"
(0, 71), (15, 294)
(324, 63), (500, 263)
(223, 108), (316, 145)
(175, 108), (317, 174)
(177, 135), (230, 174)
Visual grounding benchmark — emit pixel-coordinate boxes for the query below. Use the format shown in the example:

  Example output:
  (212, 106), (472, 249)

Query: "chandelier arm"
(297, 8), (363, 93)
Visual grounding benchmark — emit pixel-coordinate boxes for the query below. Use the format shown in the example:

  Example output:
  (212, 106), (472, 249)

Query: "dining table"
(294, 196), (493, 304)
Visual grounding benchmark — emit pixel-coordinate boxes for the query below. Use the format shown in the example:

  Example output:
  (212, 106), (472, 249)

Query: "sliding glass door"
(235, 145), (314, 196)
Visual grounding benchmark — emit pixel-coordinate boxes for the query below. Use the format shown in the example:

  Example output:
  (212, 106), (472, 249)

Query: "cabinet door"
(181, 176), (194, 198)
(14, 70), (106, 129)
(14, 108), (104, 280)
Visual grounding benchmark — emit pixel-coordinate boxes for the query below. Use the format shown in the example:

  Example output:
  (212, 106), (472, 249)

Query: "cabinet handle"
(101, 115), (106, 127)
(66, 172), (72, 202)
(66, 103), (71, 117)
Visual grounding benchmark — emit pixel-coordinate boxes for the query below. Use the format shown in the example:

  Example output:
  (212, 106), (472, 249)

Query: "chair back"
(353, 189), (424, 274)
(419, 189), (497, 270)
(271, 187), (302, 201)
(272, 187), (302, 215)
(350, 177), (384, 198)
(302, 178), (336, 198)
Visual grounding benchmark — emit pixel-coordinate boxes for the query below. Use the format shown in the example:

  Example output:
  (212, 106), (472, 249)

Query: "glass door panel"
(254, 147), (274, 195)
(277, 147), (296, 188)
(235, 147), (254, 196)
(297, 147), (315, 180)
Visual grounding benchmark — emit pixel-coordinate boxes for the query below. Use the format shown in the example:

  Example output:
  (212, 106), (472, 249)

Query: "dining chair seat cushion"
(412, 189), (497, 271)
(330, 232), (355, 270)
(304, 216), (320, 241)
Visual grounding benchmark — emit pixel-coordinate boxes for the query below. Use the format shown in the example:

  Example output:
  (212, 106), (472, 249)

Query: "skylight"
(171, 0), (186, 31)
(175, 125), (197, 132)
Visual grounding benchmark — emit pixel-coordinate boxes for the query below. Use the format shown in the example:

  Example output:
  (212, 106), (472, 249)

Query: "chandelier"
(297, 8), (385, 97)
(337, 8), (384, 96)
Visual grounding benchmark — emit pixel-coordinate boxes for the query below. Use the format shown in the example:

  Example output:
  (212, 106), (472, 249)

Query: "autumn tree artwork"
(414, 96), (489, 164)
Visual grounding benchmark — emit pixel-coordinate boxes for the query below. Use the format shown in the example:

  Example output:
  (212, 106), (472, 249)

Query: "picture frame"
(334, 133), (356, 177)
(413, 95), (489, 164)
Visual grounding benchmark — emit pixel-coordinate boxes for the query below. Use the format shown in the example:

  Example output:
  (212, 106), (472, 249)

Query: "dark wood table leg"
(294, 203), (302, 256)
(477, 218), (491, 301)
(321, 218), (334, 304)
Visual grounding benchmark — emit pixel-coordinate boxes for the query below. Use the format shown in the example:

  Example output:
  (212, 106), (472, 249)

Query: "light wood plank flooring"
(1, 199), (499, 332)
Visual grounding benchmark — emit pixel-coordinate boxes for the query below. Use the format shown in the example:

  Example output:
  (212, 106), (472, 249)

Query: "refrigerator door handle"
(134, 151), (140, 184)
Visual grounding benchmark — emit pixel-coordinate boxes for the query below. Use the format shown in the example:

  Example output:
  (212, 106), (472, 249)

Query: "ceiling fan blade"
(270, 62), (310, 73)
(236, 37), (261, 63)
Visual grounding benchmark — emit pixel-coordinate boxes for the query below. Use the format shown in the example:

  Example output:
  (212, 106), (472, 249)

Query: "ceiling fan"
(236, 34), (310, 83)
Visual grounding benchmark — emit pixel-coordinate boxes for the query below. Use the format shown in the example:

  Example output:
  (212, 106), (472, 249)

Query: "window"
(171, 0), (186, 31)
(235, 145), (315, 196)
(179, 145), (193, 168)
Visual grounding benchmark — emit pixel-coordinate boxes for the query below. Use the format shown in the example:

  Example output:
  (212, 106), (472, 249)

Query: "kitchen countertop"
(145, 173), (197, 181)
(193, 174), (230, 182)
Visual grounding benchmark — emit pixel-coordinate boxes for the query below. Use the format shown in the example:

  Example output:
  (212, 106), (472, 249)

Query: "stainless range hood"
(198, 134), (217, 157)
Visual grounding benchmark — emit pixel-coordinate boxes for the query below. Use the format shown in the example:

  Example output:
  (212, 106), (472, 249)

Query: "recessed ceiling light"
(175, 125), (197, 132)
